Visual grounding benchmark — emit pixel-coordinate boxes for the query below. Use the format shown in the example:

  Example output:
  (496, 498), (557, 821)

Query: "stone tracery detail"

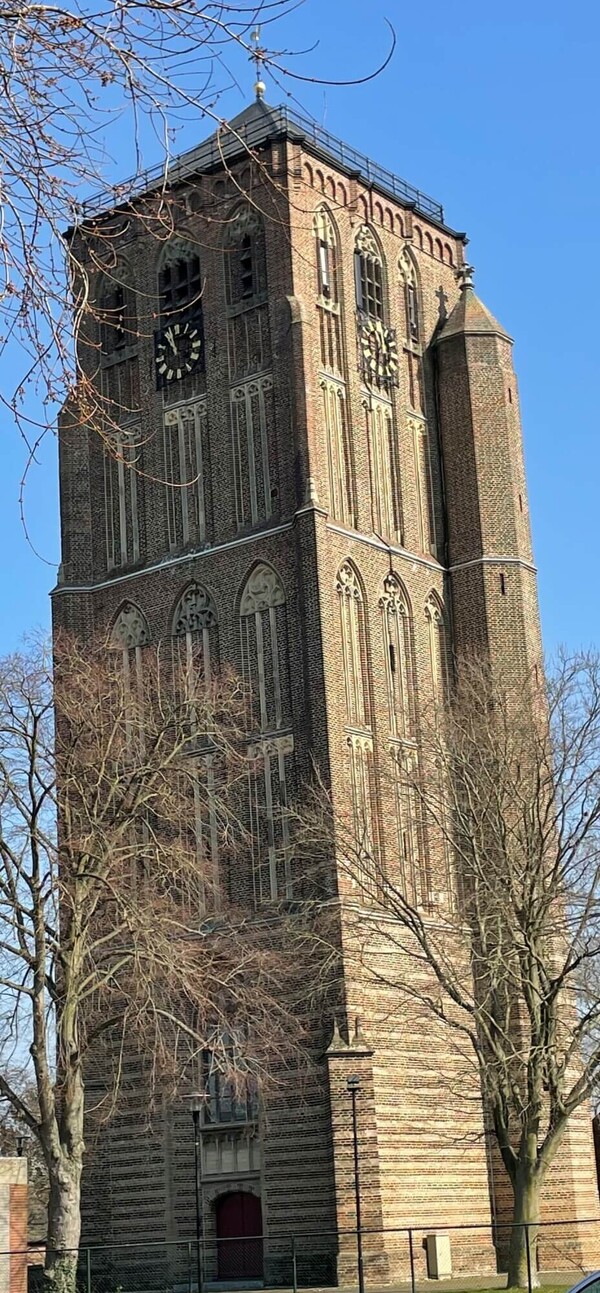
(110, 602), (150, 649)
(224, 205), (263, 245)
(355, 224), (381, 259)
(173, 583), (217, 635)
(240, 563), (285, 617)
(163, 399), (210, 549)
(230, 375), (276, 527)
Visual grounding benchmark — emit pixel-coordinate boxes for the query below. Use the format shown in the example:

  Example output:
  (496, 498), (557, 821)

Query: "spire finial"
(456, 264), (475, 292)
(250, 26), (266, 100)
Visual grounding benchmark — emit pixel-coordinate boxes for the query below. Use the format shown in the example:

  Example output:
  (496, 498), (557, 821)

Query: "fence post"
(86, 1246), (91, 1293)
(291, 1236), (297, 1293)
(408, 1229), (416, 1293)
(525, 1224), (532, 1293)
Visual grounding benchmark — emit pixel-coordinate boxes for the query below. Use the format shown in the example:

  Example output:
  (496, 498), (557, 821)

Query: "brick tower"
(52, 99), (600, 1283)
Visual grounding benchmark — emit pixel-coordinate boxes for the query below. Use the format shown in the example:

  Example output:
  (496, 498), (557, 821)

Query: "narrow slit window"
(406, 282), (419, 342)
(318, 240), (331, 298)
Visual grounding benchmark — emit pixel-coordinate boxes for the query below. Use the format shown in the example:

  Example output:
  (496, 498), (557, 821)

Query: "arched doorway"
(216, 1191), (263, 1281)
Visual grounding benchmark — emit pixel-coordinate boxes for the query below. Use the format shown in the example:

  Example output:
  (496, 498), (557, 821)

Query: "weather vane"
(250, 26), (267, 101)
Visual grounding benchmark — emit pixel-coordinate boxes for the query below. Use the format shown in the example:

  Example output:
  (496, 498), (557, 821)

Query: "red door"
(216, 1192), (263, 1281)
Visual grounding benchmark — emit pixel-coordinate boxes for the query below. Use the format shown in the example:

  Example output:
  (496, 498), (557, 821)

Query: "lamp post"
(347, 1075), (365, 1293)
(185, 1094), (204, 1293)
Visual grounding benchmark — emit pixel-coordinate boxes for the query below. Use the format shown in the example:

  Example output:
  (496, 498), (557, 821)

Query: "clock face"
(155, 319), (204, 386)
(358, 316), (399, 392)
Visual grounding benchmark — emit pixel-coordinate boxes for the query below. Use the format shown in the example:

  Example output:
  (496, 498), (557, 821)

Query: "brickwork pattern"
(53, 113), (600, 1284)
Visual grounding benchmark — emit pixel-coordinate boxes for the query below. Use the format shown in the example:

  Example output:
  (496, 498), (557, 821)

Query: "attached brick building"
(52, 98), (600, 1284)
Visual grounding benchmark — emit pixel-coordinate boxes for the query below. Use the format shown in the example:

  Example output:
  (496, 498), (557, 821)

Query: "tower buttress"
(435, 277), (541, 680)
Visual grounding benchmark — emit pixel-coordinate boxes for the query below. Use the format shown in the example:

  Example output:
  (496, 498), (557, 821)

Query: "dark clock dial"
(155, 319), (204, 385)
(357, 316), (399, 391)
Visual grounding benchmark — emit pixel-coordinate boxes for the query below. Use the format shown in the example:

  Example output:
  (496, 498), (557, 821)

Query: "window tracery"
(158, 239), (202, 322)
(110, 602), (149, 650)
(364, 396), (402, 540)
(240, 564), (293, 901)
(103, 431), (141, 570)
(399, 248), (420, 344)
(314, 207), (339, 304)
(321, 378), (356, 527)
(379, 574), (414, 739)
(230, 375), (276, 528)
(354, 226), (384, 321)
(163, 399), (211, 550)
(172, 583), (219, 886)
(336, 561), (372, 734)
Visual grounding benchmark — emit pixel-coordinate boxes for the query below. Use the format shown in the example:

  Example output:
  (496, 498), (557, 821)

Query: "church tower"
(52, 99), (600, 1285)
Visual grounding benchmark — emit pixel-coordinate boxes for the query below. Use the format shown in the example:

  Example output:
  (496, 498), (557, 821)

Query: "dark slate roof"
(80, 100), (457, 232)
(437, 283), (512, 343)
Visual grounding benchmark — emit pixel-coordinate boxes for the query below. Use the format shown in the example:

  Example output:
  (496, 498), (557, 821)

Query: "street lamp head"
(183, 1091), (205, 1114)
(347, 1074), (361, 1092)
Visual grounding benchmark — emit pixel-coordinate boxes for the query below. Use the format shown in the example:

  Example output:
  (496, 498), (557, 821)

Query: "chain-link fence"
(18, 1216), (600, 1293)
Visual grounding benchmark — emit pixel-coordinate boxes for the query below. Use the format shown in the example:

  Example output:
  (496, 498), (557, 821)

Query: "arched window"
(321, 378), (356, 528)
(158, 239), (202, 322)
(379, 575), (415, 739)
(314, 206), (339, 303)
(399, 248), (420, 344)
(110, 602), (150, 706)
(354, 226), (384, 321)
(335, 562), (371, 729)
(110, 602), (149, 651)
(365, 396), (402, 541)
(172, 582), (218, 687)
(336, 562), (380, 895)
(240, 564), (293, 902)
(163, 400), (211, 551)
(224, 206), (267, 310)
(172, 583), (219, 898)
(425, 593), (451, 706)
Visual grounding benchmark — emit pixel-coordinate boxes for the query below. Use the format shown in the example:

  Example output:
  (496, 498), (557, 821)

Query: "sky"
(0, 0), (598, 655)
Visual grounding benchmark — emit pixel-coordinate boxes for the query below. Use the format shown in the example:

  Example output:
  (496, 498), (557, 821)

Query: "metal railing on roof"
(79, 103), (444, 225)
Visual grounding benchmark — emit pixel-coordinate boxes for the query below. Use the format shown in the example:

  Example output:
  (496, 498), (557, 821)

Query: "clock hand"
(165, 328), (177, 354)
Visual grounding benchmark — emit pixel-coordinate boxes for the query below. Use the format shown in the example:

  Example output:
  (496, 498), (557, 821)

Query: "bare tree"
(0, 0), (393, 484)
(0, 634), (310, 1293)
(306, 656), (600, 1288)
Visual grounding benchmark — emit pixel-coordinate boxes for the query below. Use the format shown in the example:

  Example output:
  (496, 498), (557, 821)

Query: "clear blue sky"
(1, 0), (598, 654)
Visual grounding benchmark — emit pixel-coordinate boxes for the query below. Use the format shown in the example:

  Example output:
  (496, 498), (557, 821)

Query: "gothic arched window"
(354, 226), (384, 321)
(314, 206), (339, 304)
(172, 582), (218, 688)
(224, 206), (267, 310)
(379, 574), (415, 739)
(110, 602), (150, 705)
(399, 248), (420, 344)
(336, 562), (380, 894)
(158, 239), (202, 323)
(335, 561), (371, 730)
(239, 563), (293, 902)
(172, 583), (219, 894)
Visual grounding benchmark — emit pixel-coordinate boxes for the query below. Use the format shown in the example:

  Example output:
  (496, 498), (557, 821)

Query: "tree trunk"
(45, 1156), (83, 1293)
(507, 1161), (541, 1289)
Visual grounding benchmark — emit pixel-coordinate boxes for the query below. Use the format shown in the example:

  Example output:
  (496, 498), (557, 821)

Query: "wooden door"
(216, 1191), (263, 1281)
